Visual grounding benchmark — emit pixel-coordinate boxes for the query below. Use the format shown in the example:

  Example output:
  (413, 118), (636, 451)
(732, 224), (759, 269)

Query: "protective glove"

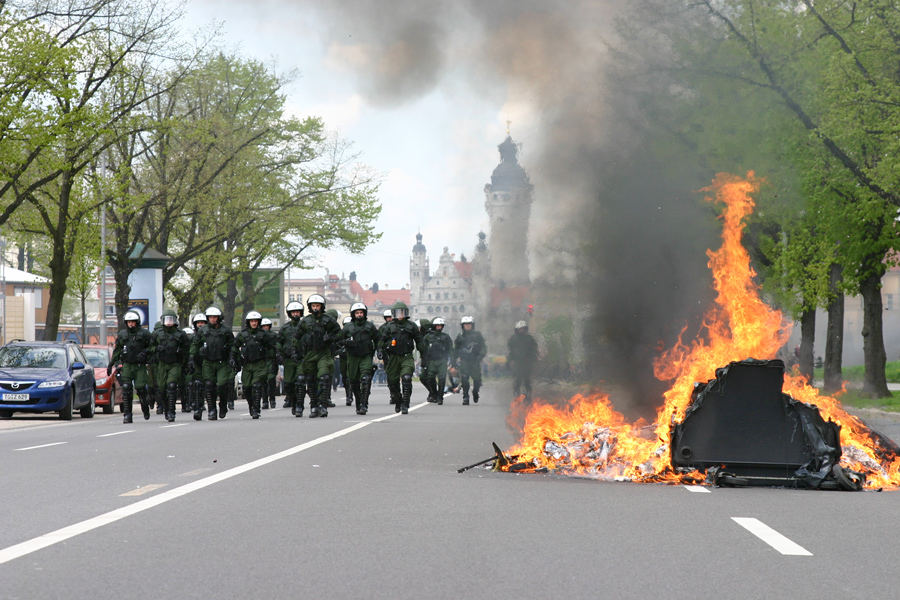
(106, 365), (112, 376)
(229, 358), (240, 372)
(137, 351), (148, 364)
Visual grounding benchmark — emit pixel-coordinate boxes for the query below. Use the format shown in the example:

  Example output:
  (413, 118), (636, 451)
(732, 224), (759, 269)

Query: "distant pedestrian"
(507, 320), (538, 400)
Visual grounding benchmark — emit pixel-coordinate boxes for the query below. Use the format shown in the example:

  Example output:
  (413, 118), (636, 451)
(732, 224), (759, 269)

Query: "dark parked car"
(81, 344), (121, 414)
(0, 340), (95, 420)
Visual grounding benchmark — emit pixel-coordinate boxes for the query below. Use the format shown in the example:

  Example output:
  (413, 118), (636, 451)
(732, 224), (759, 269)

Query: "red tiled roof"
(349, 280), (365, 296)
(359, 288), (410, 308)
(454, 261), (472, 279)
(490, 285), (530, 309)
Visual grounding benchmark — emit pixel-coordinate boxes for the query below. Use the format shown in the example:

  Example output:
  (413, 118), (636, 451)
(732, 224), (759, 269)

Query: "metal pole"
(99, 206), (107, 345)
(1, 234), (5, 345)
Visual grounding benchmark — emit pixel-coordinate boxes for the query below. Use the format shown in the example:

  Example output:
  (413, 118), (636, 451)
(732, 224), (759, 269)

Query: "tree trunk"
(43, 172), (74, 341)
(860, 271), (889, 398)
(798, 308), (814, 382)
(823, 263), (844, 394)
(222, 278), (239, 329)
(80, 291), (87, 343)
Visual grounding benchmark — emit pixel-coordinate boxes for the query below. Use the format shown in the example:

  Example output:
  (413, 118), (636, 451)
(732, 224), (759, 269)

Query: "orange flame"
(504, 172), (900, 489)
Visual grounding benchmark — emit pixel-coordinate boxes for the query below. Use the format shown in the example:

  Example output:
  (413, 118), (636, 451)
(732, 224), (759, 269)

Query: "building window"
(105, 304), (116, 316)
(459, 304), (465, 312)
(452, 292), (457, 299)
(444, 306), (449, 313)
(444, 292), (449, 300)
(14, 286), (43, 308)
(888, 294), (895, 311)
(428, 306), (433, 314)
(428, 293), (431, 300)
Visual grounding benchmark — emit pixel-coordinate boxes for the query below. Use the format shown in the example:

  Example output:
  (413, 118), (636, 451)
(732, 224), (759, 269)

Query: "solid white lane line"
(684, 485), (711, 493)
(732, 517), (813, 556)
(0, 407), (422, 565)
(161, 423), (188, 428)
(119, 484), (167, 497)
(14, 442), (68, 451)
(97, 430), (134, 437)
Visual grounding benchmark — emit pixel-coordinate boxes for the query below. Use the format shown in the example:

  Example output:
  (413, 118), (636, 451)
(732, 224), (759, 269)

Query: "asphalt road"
(1, 383), (899, 600)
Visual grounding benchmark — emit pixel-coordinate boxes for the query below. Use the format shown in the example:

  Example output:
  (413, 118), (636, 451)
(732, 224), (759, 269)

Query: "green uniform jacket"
(423, 329), (453, 363)
(507, 331), (538, 371)
(341, 318), (379, 358)
(190, 322), (234, 366)
(110, 326), (152, 367)
(277, 318), (302, 361)
(453, 330), (486, 365)
(232, 326), (274, 366)
(380, 318), (423, 357)
(295, 312), (341, 358)
(151, 325), (190, 367)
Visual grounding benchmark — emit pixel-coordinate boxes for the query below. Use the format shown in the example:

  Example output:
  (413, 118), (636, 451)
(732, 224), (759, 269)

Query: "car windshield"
(0, 346), (67, 369)
(82, 348), (109, 368)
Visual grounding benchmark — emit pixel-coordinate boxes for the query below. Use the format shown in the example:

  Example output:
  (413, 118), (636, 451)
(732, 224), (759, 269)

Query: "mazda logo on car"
(10, 382), (19, 389)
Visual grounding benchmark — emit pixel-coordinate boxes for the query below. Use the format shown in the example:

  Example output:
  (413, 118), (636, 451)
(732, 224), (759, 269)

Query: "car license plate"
(2, 393), (29, 401)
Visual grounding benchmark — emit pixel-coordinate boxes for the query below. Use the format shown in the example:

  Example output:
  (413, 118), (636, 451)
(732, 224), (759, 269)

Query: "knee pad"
(166, 382), (178, 394)
(121, 382), (133, 397)
(401, 374), (413, 384)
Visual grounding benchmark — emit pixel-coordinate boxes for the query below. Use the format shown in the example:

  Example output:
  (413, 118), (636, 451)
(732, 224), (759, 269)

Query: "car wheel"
(0, 409), (12, 418)
(59, 389), (73, 420)
(102, 386), (114, 414)
(80, 390), (95, 418)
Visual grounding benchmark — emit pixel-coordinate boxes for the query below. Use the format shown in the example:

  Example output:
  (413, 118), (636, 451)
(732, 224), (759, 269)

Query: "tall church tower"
(483, 134), (533, 286)
(409, 232), (429, 313)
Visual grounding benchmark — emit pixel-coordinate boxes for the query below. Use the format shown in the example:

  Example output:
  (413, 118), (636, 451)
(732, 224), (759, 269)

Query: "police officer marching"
(339, 315), (353, 406)
(422, 317), (453, 405)
(260, 317), (278, 410)
(507, 320), (538, 400)
(340, 302), (379, 415)
(232, 311), (273, 419)
(293, 294), (341, 418)
(150, 309), (190, 422)
(278, 301), (304, 414)
(187, 313), (207, 418)
(453, 315), (487, 405)
(190, 306), (234, 420)
(108, 311), (153, 423)
(379, 301), (422, 414)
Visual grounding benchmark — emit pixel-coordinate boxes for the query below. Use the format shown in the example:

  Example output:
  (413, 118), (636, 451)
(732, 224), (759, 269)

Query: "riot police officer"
(422, 317), (453, 405)
(108, 311), (152, 423)
(339, 315), (353, 406)
(278, 301), (304, 414)
(232, 311), (272, 419)
(507, 320), (538, 400)
(190, 306), (234, 420)
(377, 308), (393, 401)
(341, 302), (379, 415)
(180, 326), (194, 413)
(453, 315), (486, 405)
(294, 294), (341, 418)
(260, 317), (277, 410)
(379, 301), (422, 414)
(150, 309), (190, 422)
(187, 312), (208, 420)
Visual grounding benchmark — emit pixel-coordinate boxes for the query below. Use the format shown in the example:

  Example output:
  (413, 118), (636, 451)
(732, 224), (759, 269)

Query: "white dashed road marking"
(732, 517), (812, 556)
(97, 430), (134, 437)
(119, 484), (168, 497)
(14, 442), (67, 451)
(0, 402), (424, 565)
(684, 485), (711, 493)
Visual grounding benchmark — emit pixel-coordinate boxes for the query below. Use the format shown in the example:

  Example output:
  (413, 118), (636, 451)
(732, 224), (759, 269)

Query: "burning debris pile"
(485, 173), (900, 490)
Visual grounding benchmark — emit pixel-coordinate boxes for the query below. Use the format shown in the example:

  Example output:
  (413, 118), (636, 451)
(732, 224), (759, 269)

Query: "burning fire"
(504, 173), (900, 489)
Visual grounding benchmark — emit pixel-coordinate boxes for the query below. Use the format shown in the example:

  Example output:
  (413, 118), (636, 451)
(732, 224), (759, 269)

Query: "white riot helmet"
(124, 311), (141, 326)
(515, 320), (528, 331)
(461, 315), (474, 325)
(432, 317), (445, 330)
(245, 310), (262, 328)
(350, 302), (367, 320)
(183, 327), (194, 336)
(383, 309), (393, 320)
(192, 312), (207, 325)
(205, 306), (222, 318)
(307, 294), (326, 313)
(342, 316), (352, 325)
(261, 318), (272, 329)
(285, 301), (304, 319)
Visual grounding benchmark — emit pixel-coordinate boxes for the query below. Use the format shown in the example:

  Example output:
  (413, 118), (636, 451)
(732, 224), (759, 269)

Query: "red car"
(81, 344), (121, 414)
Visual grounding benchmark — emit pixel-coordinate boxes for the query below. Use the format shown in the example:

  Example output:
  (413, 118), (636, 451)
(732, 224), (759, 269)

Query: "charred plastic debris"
(467, 359), (899, 490)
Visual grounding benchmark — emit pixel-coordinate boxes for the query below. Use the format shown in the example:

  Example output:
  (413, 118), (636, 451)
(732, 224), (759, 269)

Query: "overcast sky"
(181, 1), (536, 290)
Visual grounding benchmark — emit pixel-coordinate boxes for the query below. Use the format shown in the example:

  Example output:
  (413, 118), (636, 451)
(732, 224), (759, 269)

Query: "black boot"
(308, 376), (320, 418)
(283, 381), (293, 408)
(206, 381), (217, 420)
(400, 374), (412, 414)
(218, 384), (229, 419)
(166, 382), (177, 422)
(294, 376), (307, 417)
(317, 375), (331, 418)
(122, 383), (133, 424)
(436, 375), (445, 405)
(473, 383), (480, 404)
(155, 386), (164, 414)
(268, 379), (276, 409)
(251, 382), (265, 419)
(360, 374), (371, 415)
(192, 380), (203, 421)
(344, 382), (353, 406)
(138, 386), (151, 420)
(389, 380), (401, 413)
